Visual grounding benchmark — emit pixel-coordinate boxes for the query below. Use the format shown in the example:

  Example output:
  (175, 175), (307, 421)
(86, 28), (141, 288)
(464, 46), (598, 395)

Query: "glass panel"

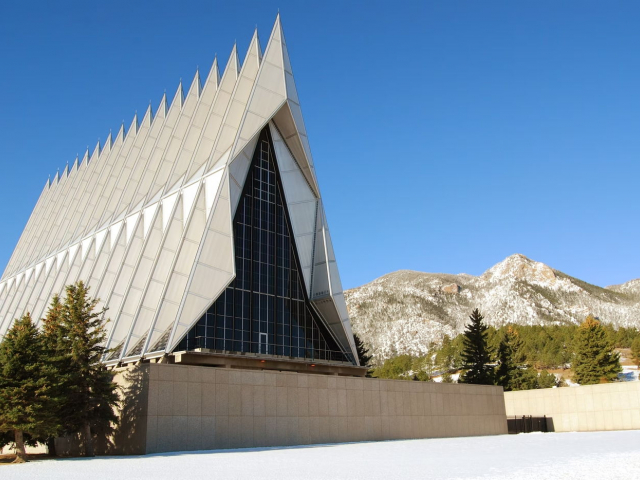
(176, 128), (352, 364)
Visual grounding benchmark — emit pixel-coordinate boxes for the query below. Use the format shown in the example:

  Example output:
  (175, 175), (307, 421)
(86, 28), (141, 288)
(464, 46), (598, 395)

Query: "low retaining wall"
(504, 382), (640, 432)
(94, 363), (506, 454)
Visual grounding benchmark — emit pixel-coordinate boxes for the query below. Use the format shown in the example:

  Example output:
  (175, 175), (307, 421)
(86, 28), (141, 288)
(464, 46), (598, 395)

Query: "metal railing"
(507, 415), (550, 434)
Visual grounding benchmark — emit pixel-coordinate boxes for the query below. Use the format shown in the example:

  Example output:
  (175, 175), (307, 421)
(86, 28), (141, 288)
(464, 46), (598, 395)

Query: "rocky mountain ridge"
(344, 254), (640, 362)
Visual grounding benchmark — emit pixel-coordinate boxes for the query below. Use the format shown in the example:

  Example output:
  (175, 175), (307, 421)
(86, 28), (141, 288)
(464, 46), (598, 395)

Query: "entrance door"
(259, 332), (268, 354)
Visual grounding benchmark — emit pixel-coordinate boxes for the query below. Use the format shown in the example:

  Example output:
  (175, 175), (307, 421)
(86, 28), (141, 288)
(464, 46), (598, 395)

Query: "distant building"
(0, 15), (360, 374)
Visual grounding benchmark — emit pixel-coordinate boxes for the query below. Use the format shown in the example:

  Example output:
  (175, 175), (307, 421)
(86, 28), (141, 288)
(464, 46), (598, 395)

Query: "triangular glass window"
(176, 127), (353, 364)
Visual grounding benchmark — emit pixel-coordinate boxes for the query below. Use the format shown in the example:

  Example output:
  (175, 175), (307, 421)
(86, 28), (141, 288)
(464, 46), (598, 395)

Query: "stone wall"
(140, 363), (506, 454)
(504, 382), (640, 432)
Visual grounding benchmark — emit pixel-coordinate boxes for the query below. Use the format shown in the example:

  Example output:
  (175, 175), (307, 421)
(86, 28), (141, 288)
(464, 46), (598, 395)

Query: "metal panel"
(233, 17), (287, 157)
(129, 84), (183, 211)
(204, 32), (261, 173)
(184, 45), (239, 182)
(129, 196), (184, 355)
(164, 61), (221, 192)
(166, 173), (234, 352)
(147, 72), (201, 202)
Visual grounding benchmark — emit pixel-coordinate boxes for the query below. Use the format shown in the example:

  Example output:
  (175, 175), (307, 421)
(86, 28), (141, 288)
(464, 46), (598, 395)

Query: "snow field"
(3, 430), (640, 480)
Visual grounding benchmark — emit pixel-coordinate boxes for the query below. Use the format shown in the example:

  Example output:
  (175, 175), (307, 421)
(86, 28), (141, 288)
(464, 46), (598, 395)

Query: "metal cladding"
(0, 16), (358, 364)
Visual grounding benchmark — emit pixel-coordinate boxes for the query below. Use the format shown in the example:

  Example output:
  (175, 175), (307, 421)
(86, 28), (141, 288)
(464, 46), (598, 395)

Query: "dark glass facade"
(177, 128), (352, 363)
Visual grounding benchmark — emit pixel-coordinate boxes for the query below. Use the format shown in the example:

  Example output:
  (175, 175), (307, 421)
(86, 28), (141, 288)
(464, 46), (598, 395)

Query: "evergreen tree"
(630, 336), (640, 368)
(353, 333), (372, 375)
(440, 371), (454, 383)
(459, 309), (494, 385)
(411, 355), (434, 382)
(41, 294), (71, 455)
(435, 335), (462, 373)
(50, 282), (119, 456)
(372, 355), (414, 380)
(494, 326), (537, 391)
(537, 370), (559, 389)
(573, 315), (621, 385)
(0, 314), (60, 462)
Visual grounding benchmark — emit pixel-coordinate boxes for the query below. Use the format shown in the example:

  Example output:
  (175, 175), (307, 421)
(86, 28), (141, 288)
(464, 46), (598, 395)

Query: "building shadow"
(107, 364), (150, 455)
(53, 364), (149, 456)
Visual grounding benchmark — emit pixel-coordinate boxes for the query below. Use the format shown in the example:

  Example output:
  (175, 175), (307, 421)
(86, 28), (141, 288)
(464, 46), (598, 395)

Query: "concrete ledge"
(172, 351), (367, 377)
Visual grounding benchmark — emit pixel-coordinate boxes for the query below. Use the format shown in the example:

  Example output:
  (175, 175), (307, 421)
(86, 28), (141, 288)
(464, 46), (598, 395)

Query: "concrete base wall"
(136, 363), (506, 454)
(504, 382), (640, 432)
(54, 365), (151, 456)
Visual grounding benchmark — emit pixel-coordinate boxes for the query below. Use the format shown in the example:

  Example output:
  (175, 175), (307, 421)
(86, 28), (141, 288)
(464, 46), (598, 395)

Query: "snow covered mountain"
(345, 254), (640, 362)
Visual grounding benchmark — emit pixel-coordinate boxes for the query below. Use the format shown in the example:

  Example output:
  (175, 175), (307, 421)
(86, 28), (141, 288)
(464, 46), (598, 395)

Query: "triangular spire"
(156, 93), (168, 119)
(205, 56), (221, 90)
(113, 124), (125, 147)
(106, 130), (114, 147)
(128, 112), (139, 137)
(224, 43), (240, 81)
(244, 28), (262, 68)
(171, 81), (184, 110)
(81, 147), (90, 166)
(189, 69), (202, 97)
(68, 157), (77, 176)
(102, 131), (114, 154)
(91, 140), (101, 161)
(141, 103), (153, 128)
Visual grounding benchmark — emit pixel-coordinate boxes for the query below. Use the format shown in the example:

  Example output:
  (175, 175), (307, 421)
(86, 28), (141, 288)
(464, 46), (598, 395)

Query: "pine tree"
(372, 355), (414, 380)
(573, 315), (621, 385)
(435, 335), (462, 373)
(51, 282), (119, 456)
(494, 326), (538, 391)
(41, 294), (70, 456)
(536, 370), (558, 389)
(353, 333), (372, 375)
(440, 371), (454, 383)
(459, 309), (494, 385)
(630, 336), (640, 368)
(0, 314), (60, 462)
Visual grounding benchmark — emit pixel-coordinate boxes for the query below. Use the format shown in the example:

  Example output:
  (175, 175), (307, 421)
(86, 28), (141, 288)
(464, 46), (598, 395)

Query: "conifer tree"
(631, 336), (640, 368)
(537, 370), (559, 389)
(353, 333), (372, 374)
(372, 355), (414, 380)
(494, 326), (537, 391)
(41, 295), (70, 455)
(0, 314), (60, 462)
(459, 309), (494, 385)
(573, 315), (621, 385)
(50, 282), (119, 456)
(440, 371), (454, 383)
(435, 335), (462, 373)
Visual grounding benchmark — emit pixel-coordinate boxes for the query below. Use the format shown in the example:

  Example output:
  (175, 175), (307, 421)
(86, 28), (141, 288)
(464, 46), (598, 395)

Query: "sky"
(0, 1), (639, 290)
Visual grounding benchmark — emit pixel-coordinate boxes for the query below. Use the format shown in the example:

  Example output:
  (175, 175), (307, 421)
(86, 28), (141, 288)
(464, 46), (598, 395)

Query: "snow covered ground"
(3, 430), (640, 479)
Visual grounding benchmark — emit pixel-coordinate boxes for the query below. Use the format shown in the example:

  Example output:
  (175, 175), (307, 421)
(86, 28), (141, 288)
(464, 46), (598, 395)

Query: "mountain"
(344, 254), (640, 362)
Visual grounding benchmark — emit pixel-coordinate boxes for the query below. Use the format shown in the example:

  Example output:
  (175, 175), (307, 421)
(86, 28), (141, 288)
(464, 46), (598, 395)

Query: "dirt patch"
(618, 348), (638, 367)
(0, 453), (52, 465)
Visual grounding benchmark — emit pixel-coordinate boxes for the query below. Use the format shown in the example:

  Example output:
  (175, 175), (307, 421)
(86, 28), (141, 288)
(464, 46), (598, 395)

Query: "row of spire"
(44, 26), (269, 190)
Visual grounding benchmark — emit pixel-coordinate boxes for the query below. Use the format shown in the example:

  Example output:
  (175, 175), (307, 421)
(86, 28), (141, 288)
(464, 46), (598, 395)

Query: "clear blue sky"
(1, 1), (639, 290)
